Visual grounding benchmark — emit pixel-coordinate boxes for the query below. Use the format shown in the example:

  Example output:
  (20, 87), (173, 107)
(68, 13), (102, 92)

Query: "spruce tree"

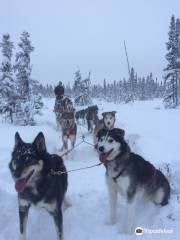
(81, 72), (92, 105)
(14, 31), (35, 125)
(73, 70), (82, 97)
(130, 67), (136, 100)
(0, 34), (15, 122)
(175, 18), (180, 105)
(73, 70), (92, 105)
(103, 79), (107, 99)
(164, 15), (180, 108)
(34, 93), (43, 115)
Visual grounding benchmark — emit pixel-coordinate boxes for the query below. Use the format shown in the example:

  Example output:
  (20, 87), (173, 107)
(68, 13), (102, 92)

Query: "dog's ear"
(14, 132), (23, 148)
(97, 128), (108, 140)
(33, 132), (47, 153)
(113, 128), (125, 139)
(96, 130), (101, 140)
(102, 112), (106, 117)
(112, 111), (116, 116)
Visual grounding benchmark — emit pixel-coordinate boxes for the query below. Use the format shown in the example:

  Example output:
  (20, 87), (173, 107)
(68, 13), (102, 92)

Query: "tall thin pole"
(124, 40), (134, 102)
(124, 40), (131, 78)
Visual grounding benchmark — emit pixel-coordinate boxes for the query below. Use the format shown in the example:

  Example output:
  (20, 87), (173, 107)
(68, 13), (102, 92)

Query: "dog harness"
(112, 161), (157, 183)
(111, 160), (131, 181)
(63, 124), (76, 138)
(64, 129), (74, 138)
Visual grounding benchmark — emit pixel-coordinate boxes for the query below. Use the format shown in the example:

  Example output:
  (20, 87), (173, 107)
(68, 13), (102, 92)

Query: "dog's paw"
(63, 196), (72, 212)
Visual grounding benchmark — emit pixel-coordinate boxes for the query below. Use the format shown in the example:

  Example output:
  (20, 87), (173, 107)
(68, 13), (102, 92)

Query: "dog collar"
(112, 160), (131, 181)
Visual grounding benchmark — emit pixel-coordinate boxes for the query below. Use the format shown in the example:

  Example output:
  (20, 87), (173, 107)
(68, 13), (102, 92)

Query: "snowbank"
(0, 98), (179, 239)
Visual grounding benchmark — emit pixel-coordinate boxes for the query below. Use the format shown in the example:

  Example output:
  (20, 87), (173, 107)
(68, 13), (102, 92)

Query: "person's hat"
(54, 84), (64, 96)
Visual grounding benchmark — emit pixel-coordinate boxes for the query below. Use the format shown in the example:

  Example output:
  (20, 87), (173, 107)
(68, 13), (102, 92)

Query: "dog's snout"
(99, 146), (104, 152)
(13, 171), (22, 179)
(107, 121), (110, 125)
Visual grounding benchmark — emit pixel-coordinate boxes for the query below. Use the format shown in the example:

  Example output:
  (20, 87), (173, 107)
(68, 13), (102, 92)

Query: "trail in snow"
(0, 98), (179, 240)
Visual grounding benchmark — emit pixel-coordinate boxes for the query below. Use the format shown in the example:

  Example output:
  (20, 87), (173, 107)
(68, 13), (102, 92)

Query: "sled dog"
(97, 128), (170, 234)
(93, 111), (116, 147)
(55, 96), (74, 130)
(60, 110), (77, 152)
(9, 132), (68, 240)
(75, 109), (87, 124)
(86, 105), (99, 133)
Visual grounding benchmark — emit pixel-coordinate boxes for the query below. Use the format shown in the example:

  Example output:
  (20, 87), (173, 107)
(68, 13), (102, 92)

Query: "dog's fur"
(54, 96), (74, 129)
(86, 105), (99, 132)
(56, 111), (63, 130)
(9, 132), (68, 240)
(60, 110), (77, 152)
(75, 109), (87, 124)
(93, 111), (116, 147)
(97, 128), (170, 234)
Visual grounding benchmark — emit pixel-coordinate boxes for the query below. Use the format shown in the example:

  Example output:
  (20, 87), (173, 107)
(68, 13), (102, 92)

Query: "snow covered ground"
(0, 98), (180, 240)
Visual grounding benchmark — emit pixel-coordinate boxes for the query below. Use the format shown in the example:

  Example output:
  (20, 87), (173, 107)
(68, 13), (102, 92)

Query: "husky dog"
(9, 132), (68, 240)
(60, 110), (77, 152)
(86, 105), (99, 133)
(54, 96), (74, 130)
(97, 128), (170, 234)
(55, 111), (62, 130)
(75, 109), (87, 124)
(93, 111), (116, 147)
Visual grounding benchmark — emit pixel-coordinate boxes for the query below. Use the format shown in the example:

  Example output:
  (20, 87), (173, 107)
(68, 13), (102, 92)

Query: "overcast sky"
(0, 0), (180, 85)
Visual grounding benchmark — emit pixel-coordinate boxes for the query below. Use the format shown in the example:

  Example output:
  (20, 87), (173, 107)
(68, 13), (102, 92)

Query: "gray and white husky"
(60, 110), (77, 152)
(97, 128), (170, 234)
(93, 111), (116, 147)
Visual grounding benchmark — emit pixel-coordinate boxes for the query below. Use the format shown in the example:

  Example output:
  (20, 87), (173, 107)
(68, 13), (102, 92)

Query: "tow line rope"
(51, 135), (102, 176)
(50, 162), (103, 176)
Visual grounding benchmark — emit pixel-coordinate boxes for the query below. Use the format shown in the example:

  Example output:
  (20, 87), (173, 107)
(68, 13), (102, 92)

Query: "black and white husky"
(75, 109), (87, 124)
(86, 105), (99, 133)
(9, 132), (68, 240)
(93, 111), (116, 147)
(97, 128), (170, 234)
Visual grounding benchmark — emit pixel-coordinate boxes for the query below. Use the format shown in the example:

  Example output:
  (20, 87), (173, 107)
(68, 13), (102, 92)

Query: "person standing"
(54, 82), (73, 129)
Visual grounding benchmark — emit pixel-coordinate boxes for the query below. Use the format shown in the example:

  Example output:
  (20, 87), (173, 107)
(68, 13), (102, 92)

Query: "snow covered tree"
(163, 15), (180, 108)
(14, 31), (35, 125)
(74, 70), (92, 106)
(80, 72), (92, 105)
(103, 78), (107, 99)
(31, 78), (41, 95)
(69, 72), (164, 103)
(175, 18), (180, 105)
(65, 82), (73, 97)
(73, 70), (82, 97)
(34, 93), (43, 115)
(130, 67), (136, 101)
(0, 34), (16, 122)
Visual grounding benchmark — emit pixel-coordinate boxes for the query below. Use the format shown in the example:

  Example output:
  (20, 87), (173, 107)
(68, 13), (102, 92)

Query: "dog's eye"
(108, 139), (113, 143)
